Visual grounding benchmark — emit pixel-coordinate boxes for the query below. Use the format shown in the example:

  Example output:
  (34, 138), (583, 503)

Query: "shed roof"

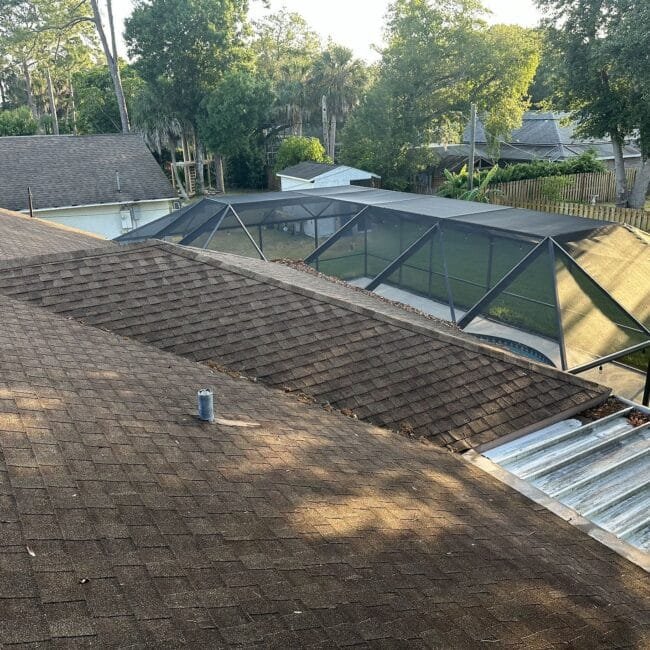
(277, 161), (379, 181)
(0, 134), (175, 212)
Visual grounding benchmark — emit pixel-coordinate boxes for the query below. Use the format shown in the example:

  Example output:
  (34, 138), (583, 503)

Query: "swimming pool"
(473, 334), (555, 366)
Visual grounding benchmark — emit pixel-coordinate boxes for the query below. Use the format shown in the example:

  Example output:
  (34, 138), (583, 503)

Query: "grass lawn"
(205, 225), (321, 260)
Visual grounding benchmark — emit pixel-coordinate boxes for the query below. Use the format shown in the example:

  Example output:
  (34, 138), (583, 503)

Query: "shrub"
(436, 151), (606, 199)
(275, 136), (331, 172)
(0, 107), (38, 136)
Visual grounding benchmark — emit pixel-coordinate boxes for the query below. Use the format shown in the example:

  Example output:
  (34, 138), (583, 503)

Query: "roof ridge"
(159, 243), (606, 394)
(0, 239), (150, 272)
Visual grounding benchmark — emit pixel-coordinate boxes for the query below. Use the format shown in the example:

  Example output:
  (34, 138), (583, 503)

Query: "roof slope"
(0, 292), (648, 646)
(461, 111), (641, 162)
(0, 207), (114, 260)
(0, 241), (608, 451)
(0, 134), (175, 212)
(276, 161), (342, 179)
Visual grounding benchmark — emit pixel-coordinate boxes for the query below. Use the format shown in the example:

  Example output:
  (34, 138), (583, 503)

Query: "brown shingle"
(0, 240), (608, 450)
(0, 207), (114, 261)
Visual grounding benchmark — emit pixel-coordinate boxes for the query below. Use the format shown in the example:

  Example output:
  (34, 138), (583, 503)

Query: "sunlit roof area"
(117, 187), (650, 377)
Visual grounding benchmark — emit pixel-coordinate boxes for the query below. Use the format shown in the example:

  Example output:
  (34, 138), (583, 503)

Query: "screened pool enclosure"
(117, 186), (650, 377)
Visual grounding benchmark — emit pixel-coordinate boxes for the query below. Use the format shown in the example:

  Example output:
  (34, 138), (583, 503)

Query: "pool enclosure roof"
(116, 187), (649, 375)
(117, 186), (611, 243)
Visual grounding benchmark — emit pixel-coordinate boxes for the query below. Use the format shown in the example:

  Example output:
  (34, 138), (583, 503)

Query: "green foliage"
(437, 164), (501, 202)
(436, 152), (605, 198)
(540, 175), (575, 202)
(0, 105), (37, 135)
(200, 69), (273, 156)
(72, 64), (142, 134)
(275, 136), (330, 171)
(199, 69), (273, 189)
(125, 0), (249, 130)
(340, 0), (540, 189)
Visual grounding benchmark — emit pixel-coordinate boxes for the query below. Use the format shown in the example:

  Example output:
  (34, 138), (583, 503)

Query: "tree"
(252, 11), (320, 135)
(340, 0), (540, 189)
(199, 69), (274, 189)
(125, 0), (250, 194)
(311, 44), (368, 160)
(536, 0), (650, 207)
(0, 105), (38, 134)
(88, 0), (130, 132)
(73, 63), (141, 134)
(275, 136), (331, 171)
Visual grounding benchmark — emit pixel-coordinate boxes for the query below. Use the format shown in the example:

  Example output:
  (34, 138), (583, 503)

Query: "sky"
(113, 0), (542, 61)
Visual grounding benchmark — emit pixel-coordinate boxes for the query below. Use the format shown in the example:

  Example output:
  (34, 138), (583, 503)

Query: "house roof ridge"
(162, 244), (608, 395)
(0, 239), (149, 272)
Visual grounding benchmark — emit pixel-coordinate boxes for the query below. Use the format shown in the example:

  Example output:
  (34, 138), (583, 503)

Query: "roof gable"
(0, 134), (175, 211)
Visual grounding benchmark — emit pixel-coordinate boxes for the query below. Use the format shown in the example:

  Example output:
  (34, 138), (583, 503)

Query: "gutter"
(19, 197), (177, 214)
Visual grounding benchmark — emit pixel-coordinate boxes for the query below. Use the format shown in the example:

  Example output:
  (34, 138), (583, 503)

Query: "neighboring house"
(422, 111), (642, 191)
(0, 134), (178, 238)
(461, 111), (642, 168)
(277, 161), (380, 191)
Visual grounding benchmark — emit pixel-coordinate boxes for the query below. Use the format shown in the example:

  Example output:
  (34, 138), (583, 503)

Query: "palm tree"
(131, 87), (188, 199)
(311, 45), (367, 160)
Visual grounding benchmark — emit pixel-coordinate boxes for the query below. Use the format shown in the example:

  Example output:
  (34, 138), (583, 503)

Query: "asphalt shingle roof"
(0, 240), (609, 451)
(277, 161), (344, 180)
(0, 207), (114, 260)
(0, 208), (647, 647)
(0, 284), (649, 647)
(0, 134), (175, 212)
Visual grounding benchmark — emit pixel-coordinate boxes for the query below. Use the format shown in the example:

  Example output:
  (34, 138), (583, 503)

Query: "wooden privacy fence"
(491, 169), (637, 204)
(491, 197), (650, 232)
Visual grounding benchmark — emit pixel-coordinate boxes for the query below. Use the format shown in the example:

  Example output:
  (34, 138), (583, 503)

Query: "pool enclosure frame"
(116, 187), (650, 393)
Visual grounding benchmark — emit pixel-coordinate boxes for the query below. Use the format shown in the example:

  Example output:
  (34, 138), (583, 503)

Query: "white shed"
(277, 162), (380, 192)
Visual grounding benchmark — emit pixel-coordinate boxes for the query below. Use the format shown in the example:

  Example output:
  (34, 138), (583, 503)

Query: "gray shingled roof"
(461, 111), (641, 162)
(0, 134), (175, 212)
(0, 239), (609, 451)
(276, 161), (342, 180)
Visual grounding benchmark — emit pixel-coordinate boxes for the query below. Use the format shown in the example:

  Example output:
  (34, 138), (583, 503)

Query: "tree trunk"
(69, 76), (78, 134)
(628, 156), (650, 209)
(46, 68), (59, 135)
(328, 113), (337, 160)
(89, 0), (130, 133)
(181, 132), (192, 195)
(169, 140), (189, 200)
(215, 154), (225, 193)
(195, 136), (205, 195)
(321, 95), (329, 155)
(22, 61), (38, 121)
(611, 134), (628, 207)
